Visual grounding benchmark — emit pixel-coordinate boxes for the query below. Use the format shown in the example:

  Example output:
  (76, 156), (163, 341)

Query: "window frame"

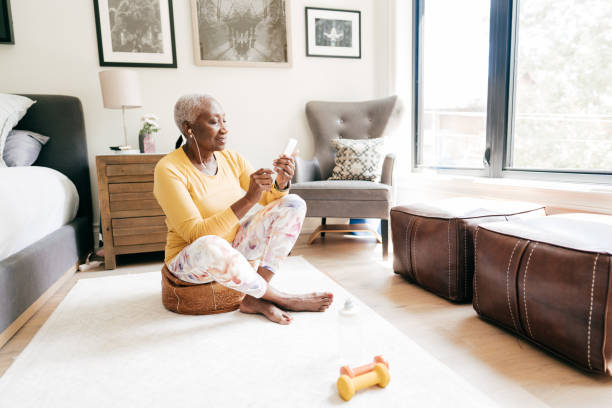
(412, 0), (612, 184)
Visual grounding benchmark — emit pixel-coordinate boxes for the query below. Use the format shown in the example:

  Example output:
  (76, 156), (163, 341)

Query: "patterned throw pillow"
(328, 138), (386, 182)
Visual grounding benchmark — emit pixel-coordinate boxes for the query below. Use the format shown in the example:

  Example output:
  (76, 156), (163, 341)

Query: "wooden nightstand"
(96, 154), (167, 269)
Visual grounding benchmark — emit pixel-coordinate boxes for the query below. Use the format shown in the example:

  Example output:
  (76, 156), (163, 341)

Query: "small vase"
(138, 132), (156, 153)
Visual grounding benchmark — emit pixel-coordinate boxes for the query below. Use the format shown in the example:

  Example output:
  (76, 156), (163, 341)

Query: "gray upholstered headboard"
(14, 94), (93, 225)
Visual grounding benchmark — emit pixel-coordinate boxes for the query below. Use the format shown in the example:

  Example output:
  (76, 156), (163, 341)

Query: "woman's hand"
(245, 168), (275, 204)
(273, 154), (296, 190)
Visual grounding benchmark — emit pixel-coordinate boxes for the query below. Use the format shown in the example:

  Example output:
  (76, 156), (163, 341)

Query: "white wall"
(0, 0), (392, 230)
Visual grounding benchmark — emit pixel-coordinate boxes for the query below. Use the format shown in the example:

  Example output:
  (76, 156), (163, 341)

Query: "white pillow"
(0, 94), (36, 167)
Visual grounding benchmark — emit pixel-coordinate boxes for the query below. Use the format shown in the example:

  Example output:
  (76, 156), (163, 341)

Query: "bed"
(0, 95), (92, 348)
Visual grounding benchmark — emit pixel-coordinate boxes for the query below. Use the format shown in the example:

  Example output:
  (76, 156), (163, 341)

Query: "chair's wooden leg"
(321, 217), (326, 238)
(381, 219), (389, 260)
(308, 225), (324, 244)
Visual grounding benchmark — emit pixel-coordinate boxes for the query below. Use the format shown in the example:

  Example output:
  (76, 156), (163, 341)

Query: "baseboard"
(0, 264), (77, 349)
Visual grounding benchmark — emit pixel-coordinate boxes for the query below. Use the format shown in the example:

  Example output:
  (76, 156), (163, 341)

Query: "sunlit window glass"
(511, 0), (612, 171)
(419, 0), (491, 168)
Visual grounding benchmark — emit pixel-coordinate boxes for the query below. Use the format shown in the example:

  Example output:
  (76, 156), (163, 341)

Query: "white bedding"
(0, 166), (79, 260)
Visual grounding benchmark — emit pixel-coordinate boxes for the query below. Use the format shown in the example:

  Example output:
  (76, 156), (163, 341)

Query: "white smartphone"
(282, 138), (298, 157)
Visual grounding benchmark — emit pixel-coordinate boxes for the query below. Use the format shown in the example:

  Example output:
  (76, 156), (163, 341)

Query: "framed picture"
(190, 0), (291, 68)
(305, 7), (361, 59)
(93, 0), (177, 68)
(0, 0), (14, 44)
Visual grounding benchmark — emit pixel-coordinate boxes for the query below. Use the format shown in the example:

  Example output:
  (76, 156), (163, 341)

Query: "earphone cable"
(192, 132), (207, 170)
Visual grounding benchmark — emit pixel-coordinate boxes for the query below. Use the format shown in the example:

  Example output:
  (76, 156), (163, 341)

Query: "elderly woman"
(153, 94), (333, 324)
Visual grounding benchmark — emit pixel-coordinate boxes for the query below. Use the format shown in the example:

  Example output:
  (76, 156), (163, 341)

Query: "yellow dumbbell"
(337, 362), (390, 401)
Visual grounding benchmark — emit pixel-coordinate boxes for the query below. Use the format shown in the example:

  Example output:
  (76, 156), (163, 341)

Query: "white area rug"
(0, 257), (496, 407)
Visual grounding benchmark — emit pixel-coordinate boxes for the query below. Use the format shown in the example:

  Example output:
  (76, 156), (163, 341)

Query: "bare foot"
(275, 292), (334, 312)
(239, 295), (292, 325)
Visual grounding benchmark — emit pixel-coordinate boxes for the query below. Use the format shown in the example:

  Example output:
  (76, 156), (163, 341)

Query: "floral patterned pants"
(167, 194), (306, 298)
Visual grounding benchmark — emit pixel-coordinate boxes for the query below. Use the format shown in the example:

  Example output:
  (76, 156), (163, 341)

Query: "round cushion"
(161, 265), (245, 315)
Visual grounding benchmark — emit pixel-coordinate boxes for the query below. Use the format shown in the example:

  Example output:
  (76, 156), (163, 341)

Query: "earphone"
(188, 128), (207, 170)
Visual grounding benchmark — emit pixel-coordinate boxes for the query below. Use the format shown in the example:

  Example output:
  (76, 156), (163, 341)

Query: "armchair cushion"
(291, 180), (390, 201)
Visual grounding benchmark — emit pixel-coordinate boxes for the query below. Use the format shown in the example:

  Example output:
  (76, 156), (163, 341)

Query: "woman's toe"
(282, 312), (292, 323)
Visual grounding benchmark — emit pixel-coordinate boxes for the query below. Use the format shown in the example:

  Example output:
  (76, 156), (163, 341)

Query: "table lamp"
(99, 70), (142, 150)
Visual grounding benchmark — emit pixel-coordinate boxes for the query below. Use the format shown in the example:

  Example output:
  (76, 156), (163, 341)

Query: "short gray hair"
(173, 94), (214, 135)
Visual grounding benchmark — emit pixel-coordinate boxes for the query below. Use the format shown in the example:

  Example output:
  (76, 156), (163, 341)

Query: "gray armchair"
(291, 95), (404, 259)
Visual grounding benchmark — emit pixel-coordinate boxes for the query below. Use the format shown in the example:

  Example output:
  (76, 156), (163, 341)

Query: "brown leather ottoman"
(161, 265), (245, 315)
(391, 198), (545, 302)
(474, 214), (612, 374)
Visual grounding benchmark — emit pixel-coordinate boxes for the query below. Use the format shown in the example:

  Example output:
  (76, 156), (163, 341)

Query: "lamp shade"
(99, 70), (142, 109)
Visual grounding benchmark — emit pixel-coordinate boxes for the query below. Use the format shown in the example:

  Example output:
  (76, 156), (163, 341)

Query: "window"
(418, 0), (490, 169)
(413, 0), (612, 179)
(510, 0), (612, 172)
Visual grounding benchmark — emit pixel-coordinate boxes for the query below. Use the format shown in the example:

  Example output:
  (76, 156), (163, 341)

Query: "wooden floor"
(1, 233), (611, 406)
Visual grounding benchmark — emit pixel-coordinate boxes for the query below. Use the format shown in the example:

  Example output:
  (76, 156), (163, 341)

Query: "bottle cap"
(340, 298), (357, 316)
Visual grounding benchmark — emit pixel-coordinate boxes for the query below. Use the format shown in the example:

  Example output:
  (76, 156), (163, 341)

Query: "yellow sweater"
(153, 147), (287, 265)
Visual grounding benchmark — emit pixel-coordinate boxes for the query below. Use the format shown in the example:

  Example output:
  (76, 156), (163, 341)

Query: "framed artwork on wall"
(0, 0), (14, 44)
(305, 7), (361, 59)
(190, 0), (291, 68)
(93, 0), (177, 68)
